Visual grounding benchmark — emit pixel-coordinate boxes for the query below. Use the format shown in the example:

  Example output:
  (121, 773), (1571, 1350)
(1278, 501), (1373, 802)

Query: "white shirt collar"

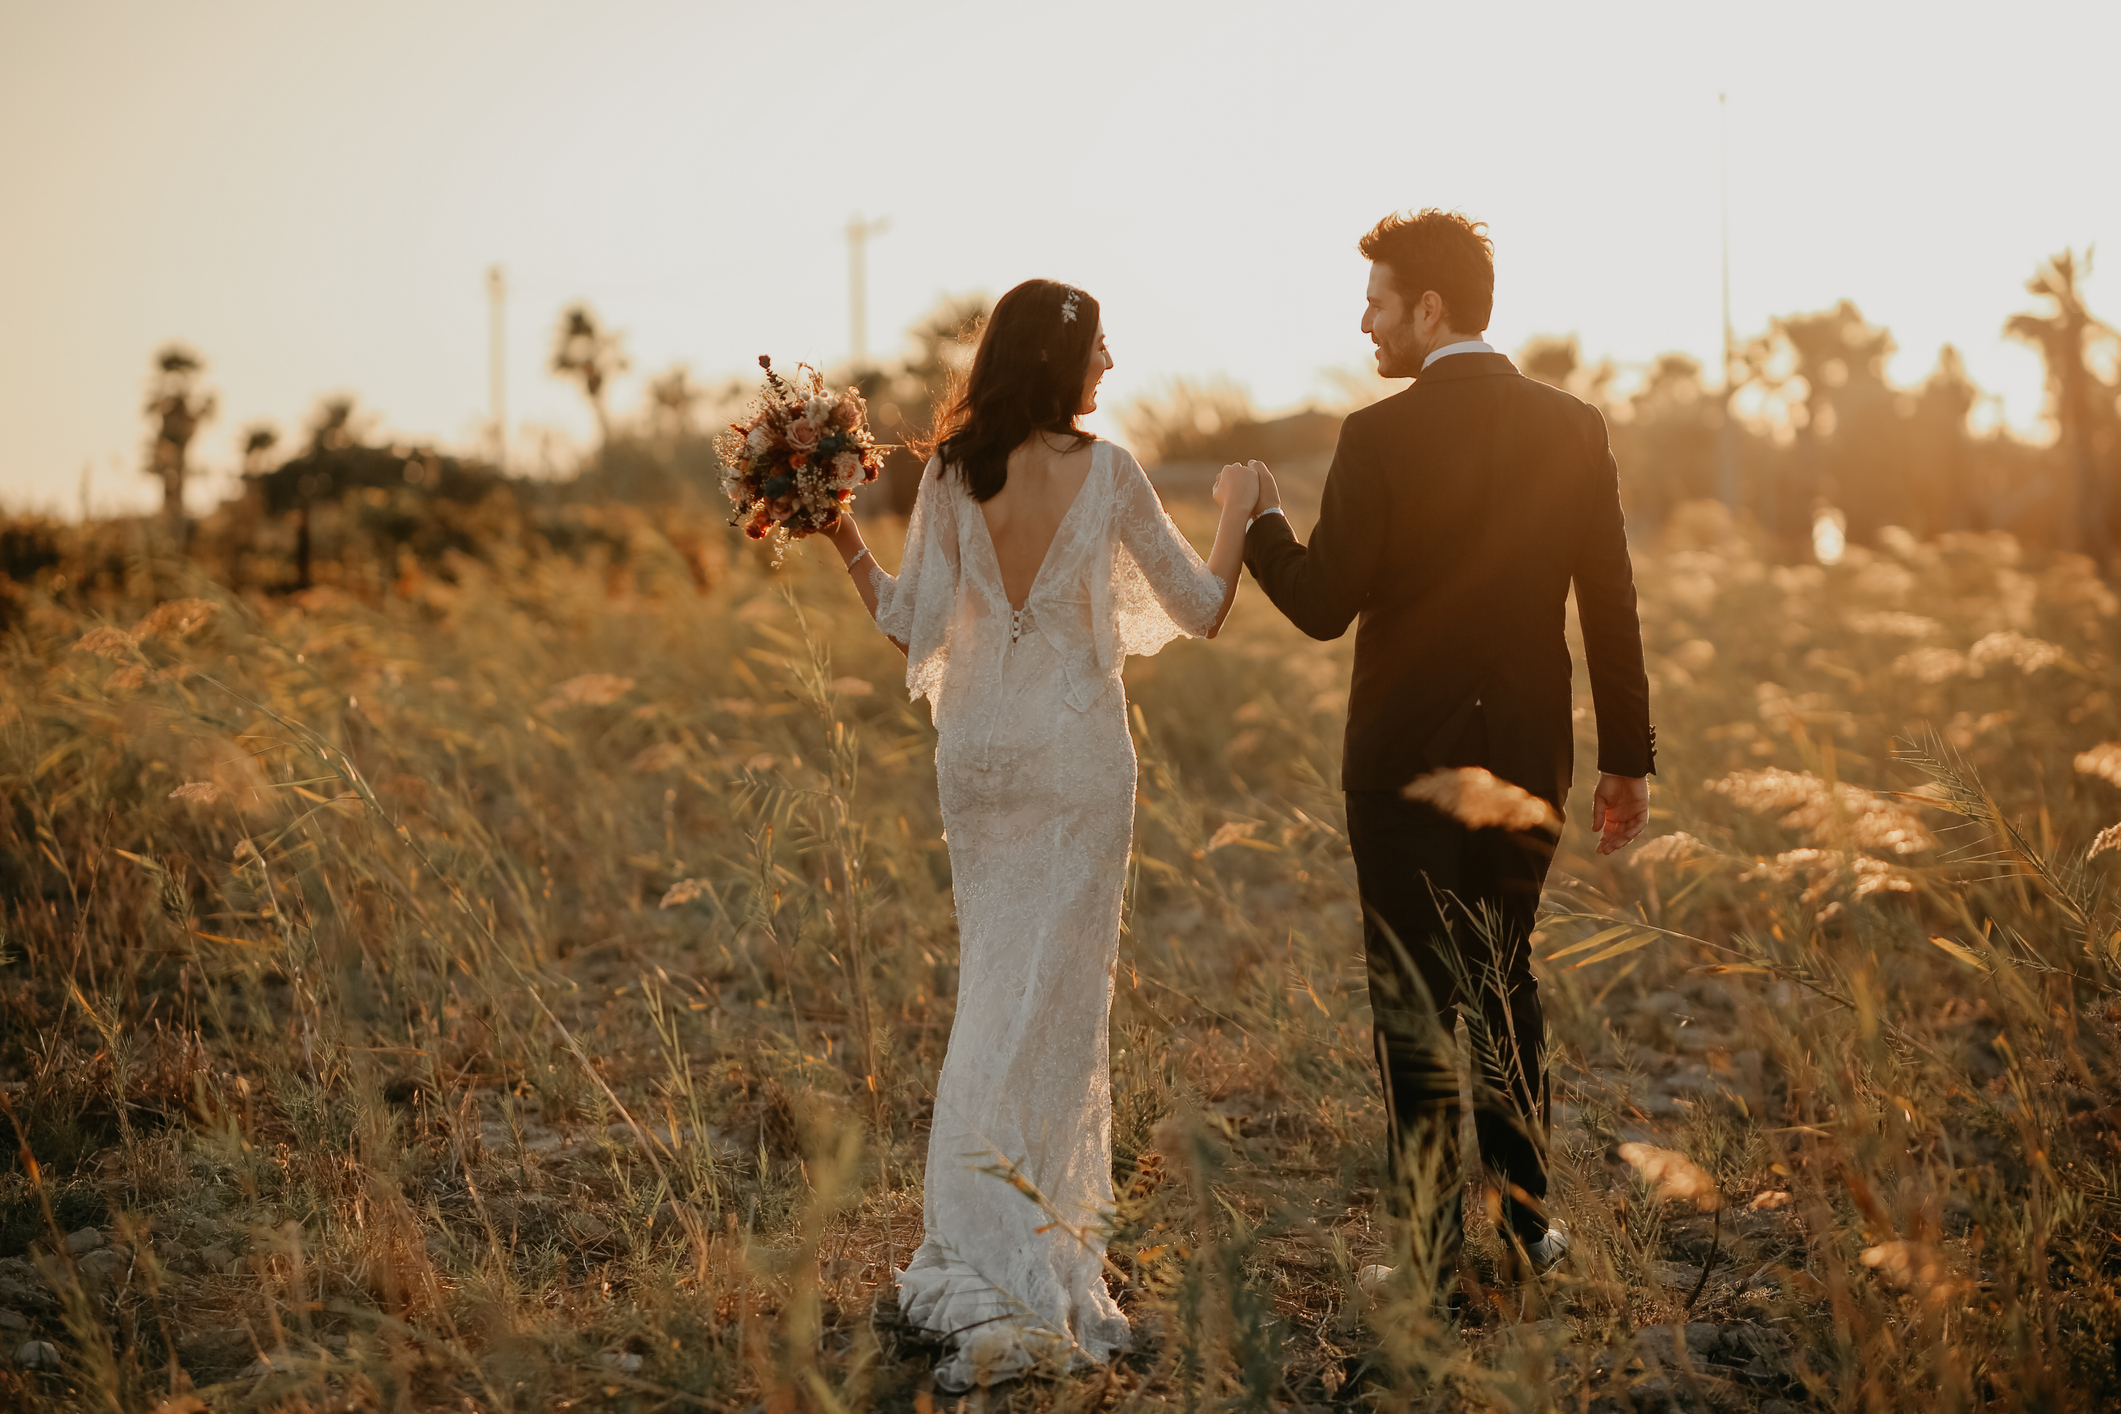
(1421, 339), (1496, 371)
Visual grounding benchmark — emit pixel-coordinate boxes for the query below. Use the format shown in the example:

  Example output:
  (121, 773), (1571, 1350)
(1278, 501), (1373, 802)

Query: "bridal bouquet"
(715, 356), (886, 562)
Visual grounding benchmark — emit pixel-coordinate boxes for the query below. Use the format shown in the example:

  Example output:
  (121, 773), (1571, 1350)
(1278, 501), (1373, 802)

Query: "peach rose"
(786, 418), (819, 450)
(833, 398), (861, 429)
(832, 451), (862, 486)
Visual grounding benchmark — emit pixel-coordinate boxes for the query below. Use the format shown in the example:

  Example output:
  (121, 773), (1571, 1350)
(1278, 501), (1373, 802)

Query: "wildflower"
(540, 674), (635, 712)
(104, 665), (148, 691)
(1748, 1190), (1793, 1211)
(1616, 1142), (1723, 1211)
(1403, 767), (1556, 832)
(169, 781), (221, 804)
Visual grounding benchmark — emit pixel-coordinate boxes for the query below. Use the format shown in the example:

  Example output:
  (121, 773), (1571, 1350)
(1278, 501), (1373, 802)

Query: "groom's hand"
(1590, 773), (1650, 855)
(1250, 461), (1281, 515)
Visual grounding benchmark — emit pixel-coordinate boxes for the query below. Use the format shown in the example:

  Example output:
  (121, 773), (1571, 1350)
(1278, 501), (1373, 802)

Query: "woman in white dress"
(824, 279), (1256, 1389)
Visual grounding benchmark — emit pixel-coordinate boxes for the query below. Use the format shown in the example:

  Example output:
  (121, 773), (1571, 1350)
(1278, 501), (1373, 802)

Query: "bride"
(824, 278), (1256, 1389)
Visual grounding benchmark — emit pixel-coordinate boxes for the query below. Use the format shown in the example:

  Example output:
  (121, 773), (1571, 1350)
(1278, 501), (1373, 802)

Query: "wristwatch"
(1245, 506), (1286, 534)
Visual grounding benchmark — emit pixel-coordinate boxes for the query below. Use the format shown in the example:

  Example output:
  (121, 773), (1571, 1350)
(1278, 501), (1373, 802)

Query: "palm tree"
(645, 364), (704, 449)
(144, 345), (216, 546)
(550, 304), (629, 452)
(2007, 250), (2116, 564)
(241, 424), (280, 477)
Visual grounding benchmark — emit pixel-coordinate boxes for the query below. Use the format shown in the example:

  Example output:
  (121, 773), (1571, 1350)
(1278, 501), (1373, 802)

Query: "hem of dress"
(896, 1247), (1131, 1392)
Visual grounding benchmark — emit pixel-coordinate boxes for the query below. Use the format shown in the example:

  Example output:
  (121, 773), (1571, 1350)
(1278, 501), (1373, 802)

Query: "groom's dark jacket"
(1244, 351), (1653, 810)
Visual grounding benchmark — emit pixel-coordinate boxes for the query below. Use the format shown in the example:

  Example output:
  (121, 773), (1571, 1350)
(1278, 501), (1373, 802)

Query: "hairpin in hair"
(1059, 288), (1081, 324)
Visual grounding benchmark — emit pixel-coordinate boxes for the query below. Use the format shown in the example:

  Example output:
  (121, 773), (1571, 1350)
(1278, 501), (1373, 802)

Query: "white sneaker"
(1356, 1263), (1394, 1298)
(1528, 1222), (1570, 1273)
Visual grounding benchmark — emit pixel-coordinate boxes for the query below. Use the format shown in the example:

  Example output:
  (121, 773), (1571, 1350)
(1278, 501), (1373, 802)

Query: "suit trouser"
(1344, 780), (1556, 1253)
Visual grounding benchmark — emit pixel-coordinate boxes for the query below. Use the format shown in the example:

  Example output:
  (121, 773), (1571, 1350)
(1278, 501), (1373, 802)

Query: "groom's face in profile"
(1362, 263), (1436, 379)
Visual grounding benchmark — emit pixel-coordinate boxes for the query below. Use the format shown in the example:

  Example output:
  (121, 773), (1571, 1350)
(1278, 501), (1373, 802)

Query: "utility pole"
(1717, 93), (1743, 518)
(487, 264), (508, 469)
(846, 214), (890, 365)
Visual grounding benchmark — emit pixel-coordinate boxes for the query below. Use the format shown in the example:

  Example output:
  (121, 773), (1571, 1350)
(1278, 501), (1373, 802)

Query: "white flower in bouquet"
(804, 394), (836, 427)
(744, 424), (771, 455)
(832, 451), (863, 487)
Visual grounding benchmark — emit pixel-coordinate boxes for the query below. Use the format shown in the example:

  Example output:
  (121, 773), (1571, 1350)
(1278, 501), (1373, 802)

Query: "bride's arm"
(825, 514), (909, 655)
(1113, 450), (1250, 639)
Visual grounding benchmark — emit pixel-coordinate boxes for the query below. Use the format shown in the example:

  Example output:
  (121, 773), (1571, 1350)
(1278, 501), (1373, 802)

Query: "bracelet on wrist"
(848, 547), (873, 573)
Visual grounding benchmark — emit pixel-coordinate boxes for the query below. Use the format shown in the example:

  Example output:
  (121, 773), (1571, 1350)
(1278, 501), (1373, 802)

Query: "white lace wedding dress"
(865, 440), (1227, 1389)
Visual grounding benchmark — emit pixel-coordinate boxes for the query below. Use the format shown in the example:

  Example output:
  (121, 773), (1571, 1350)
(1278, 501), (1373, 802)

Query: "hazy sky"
(3, 0), (2115, 515)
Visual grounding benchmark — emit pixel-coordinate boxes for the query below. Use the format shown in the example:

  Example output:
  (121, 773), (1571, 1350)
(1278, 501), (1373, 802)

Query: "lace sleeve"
(873, 457), (962, 704)
(1108, 445), (1228, 655)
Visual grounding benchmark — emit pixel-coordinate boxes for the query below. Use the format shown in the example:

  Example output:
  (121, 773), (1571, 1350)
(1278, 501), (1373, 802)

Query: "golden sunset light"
(6, 4), (2121, 1410)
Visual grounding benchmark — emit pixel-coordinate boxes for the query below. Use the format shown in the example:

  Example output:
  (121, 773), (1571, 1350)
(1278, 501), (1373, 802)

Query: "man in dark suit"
(1241, 209), (1653, 1283)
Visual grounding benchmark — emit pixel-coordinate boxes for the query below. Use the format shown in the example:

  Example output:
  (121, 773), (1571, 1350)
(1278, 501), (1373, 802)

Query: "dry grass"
(3, 494), (2121, 1411)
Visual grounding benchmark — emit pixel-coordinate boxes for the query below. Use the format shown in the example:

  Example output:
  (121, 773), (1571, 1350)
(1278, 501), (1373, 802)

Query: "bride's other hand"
(1213, 462), (1258, 510)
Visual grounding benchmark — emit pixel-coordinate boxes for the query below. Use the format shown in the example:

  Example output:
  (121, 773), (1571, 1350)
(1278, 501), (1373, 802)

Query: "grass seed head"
(1403, 766), (1555, 832)
(2075, 743), (2121, 789)
(1617, 1141), (1723, 1211)
(74, 625), (136, 659)
(540, 673), (636, 712)
(1861, 1240), (1967, 1306)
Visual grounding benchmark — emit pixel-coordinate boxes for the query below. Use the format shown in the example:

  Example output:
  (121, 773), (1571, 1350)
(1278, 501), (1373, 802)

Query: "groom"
(1241, 209), (1653, 1277)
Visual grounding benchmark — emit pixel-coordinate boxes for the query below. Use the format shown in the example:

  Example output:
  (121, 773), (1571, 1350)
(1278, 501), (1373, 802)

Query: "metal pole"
(1717, 94), (1742, 518)
(487, 264), (507, 469)
(847, 215), (889, 366)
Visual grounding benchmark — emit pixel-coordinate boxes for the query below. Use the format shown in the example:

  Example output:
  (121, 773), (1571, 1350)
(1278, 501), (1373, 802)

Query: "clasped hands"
(1211, 459), (1281, 520)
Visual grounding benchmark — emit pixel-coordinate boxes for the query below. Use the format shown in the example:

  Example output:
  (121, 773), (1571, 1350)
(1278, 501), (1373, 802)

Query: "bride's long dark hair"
(933, 279), (1100, 503)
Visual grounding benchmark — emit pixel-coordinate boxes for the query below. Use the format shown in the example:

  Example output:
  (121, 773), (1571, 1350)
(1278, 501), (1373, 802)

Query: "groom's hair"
(1359, 210), (1494, 334)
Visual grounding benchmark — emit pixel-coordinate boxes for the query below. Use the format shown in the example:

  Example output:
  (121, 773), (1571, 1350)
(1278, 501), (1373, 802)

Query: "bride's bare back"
(978, 434), (1097, 609)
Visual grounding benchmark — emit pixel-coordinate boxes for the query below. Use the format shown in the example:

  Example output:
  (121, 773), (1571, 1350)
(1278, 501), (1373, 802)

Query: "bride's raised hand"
(1212, 461), (1258, 511)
